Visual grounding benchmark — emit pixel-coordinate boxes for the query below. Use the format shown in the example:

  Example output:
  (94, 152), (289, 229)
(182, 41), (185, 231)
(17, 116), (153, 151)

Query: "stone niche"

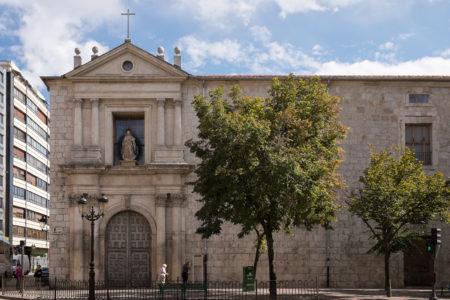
(113, 112), (145, 166)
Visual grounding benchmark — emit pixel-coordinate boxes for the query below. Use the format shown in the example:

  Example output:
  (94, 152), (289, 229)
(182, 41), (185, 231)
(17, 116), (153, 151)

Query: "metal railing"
(1, 276), (319, 299)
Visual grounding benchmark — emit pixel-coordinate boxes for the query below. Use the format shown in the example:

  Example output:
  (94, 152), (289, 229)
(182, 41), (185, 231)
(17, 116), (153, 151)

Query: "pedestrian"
(181, 261), (190, 284)
(15, 263), (23, 292)
(159, 264), (168, 284)
(34, 265), (42, 284)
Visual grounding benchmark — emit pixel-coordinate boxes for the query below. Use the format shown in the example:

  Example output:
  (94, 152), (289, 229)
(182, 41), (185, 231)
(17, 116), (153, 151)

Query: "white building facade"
(0, 61), (50, 272)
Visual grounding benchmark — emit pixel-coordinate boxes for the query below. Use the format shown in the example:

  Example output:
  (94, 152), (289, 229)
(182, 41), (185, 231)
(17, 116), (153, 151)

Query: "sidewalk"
(320, 288), (449, 299)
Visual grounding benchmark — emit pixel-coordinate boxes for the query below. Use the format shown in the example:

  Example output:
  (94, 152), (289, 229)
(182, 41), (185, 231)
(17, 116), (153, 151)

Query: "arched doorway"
(106, 211), (151, 283)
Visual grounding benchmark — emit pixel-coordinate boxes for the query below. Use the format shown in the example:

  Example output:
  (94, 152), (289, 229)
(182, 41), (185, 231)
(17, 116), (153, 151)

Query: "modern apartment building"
(0, 61), (50, 272)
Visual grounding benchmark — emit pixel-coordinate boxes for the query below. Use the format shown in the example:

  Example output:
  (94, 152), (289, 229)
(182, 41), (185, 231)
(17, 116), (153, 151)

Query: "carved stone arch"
(97, 202), (157, 282)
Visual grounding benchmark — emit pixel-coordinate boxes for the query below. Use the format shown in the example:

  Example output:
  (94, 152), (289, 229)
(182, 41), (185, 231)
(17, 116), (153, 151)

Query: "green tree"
(348, 149), (449, 297)
(187, 76), (346, 298)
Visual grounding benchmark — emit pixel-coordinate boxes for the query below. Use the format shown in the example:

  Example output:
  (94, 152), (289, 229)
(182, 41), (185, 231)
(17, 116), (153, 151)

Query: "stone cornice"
(61, 162), (195, 175)
(155, 193), (186, 207)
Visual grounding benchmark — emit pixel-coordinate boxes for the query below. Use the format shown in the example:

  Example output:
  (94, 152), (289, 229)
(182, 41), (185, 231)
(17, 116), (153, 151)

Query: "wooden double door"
(106, 211), (151, 283)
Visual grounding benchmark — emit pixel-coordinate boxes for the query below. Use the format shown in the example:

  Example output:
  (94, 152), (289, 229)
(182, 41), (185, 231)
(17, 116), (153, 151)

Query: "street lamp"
(78, 193), (108, 300)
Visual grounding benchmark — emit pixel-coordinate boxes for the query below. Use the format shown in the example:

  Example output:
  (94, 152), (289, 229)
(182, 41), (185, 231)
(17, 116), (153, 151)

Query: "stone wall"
(47, 74), (450, 287)
(182, 78), (450, 288)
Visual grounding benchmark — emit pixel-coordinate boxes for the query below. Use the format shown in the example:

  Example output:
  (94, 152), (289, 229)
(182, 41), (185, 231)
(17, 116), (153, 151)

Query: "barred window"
(409, 94), (429, 104)
(405, 124), (432, 165)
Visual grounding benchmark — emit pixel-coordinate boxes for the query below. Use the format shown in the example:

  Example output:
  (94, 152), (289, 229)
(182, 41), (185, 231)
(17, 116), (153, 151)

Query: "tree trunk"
(253, 231), (263, 275)
(384, 252), (391, 297)
(266, 228), (277, 299)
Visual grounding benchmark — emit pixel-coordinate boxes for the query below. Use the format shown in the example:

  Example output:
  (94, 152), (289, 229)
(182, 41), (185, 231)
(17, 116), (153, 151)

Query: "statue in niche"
(121, 129), (137, 162)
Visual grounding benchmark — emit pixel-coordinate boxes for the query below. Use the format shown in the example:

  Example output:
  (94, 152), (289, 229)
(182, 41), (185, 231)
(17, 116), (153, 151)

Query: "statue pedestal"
(120, 160), (137, 167)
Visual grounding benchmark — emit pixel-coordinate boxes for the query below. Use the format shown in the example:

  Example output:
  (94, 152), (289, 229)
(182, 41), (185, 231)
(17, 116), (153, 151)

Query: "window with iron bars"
(405, 124), (432, 165)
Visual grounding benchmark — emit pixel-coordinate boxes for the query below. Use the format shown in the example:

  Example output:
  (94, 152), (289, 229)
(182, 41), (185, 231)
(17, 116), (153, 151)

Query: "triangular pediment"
(64, 42), (188, 80)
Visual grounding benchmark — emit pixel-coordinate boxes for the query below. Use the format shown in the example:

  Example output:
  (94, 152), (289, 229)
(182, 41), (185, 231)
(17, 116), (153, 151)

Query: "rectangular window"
(409, 94), (429, 104)
(26, 172), (37, 186)
(14, 127), (26, 143)
(26, 190), (48, 207)
(13, 225), (25, 237)
(12, 186), (25, 199)
(14, 108), (26, 123)
(27, 117), (48, 141)
(26, 98), (38, 113)
(37, 109), (48, 125)
(13, 166), (26, 181)
(13, 147), (26, 161)
(36, 178), (48, 191)
(405, 124), (432, 165)
(13, 206), (25, 219)
(27, 135), (48, 156)
(14, 88), (26, 104)
(26, 153), (48, 174)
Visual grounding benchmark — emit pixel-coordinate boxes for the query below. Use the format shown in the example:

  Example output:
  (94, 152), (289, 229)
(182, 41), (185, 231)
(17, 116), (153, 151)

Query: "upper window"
(409, 94), (429, 104)
(122, 60), (133, 72)
(405, 124), (432, 165)
(14, 88), (26, 104)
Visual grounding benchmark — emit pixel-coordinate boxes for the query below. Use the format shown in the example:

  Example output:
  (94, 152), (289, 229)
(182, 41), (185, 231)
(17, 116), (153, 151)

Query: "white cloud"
(250, 25), (272, 43)
(399, 32), (415, 40)
(178, 36), (245, 69)
(0, 0), (124, 89)
(275, 0), (361, 17)
(316, 57), (450, 75)
(378, 42), (395, 51)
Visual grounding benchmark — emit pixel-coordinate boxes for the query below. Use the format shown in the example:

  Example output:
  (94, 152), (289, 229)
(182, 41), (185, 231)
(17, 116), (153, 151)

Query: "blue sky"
(2, 0), (450, 93)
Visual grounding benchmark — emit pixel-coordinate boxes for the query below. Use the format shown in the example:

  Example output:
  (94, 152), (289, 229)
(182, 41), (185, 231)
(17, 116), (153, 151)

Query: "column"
(73, 98), (83, 145)
(156, 195), (167, 276)
(173, 99), (182, 146)
(171, 204), (181, 278)
(90, 98), (99, 145)
(157, 98), (165, 146)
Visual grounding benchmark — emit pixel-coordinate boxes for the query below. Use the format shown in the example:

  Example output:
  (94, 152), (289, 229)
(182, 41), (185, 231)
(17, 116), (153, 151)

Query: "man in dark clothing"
(181, 261), (190, 284)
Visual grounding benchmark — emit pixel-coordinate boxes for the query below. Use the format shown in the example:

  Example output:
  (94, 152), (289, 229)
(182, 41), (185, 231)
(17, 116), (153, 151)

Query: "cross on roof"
(121, 9), (136, 42)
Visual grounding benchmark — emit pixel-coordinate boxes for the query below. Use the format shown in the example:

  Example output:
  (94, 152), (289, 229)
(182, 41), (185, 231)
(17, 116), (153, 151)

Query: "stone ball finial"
(92, 46), (99, 54)
(174, 46), (181, 55)
(74, 48), (81, 55)
(157, 46), (165, 55)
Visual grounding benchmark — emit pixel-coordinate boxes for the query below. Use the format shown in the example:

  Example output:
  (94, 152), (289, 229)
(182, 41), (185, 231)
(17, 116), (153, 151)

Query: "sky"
(2, 0), (450, 94)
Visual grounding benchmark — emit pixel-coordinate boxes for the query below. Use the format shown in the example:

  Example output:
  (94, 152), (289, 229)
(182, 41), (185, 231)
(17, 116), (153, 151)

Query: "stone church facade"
(42, 41), (449, 287)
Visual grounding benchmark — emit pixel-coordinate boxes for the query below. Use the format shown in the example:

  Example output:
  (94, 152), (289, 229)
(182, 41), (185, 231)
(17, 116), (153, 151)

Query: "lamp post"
(78, 193), (108, 300)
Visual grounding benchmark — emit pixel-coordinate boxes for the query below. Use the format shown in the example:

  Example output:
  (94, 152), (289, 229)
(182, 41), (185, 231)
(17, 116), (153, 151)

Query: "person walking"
(159, 264), (168, 284)
(34, 265), (42, 285)
(181, 261), (190, 285)
(15, 263), (23, 293)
